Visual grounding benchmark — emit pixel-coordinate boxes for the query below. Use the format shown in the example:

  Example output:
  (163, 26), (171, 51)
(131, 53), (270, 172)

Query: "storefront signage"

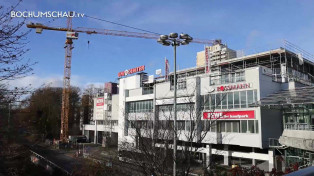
(118, 65), (145, 77)
(96, 98), (104, 106)
(217, 83), (251, 91)
(203, 110), (255, 120)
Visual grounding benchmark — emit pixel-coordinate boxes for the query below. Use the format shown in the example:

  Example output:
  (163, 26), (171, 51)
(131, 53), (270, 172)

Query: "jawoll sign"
(217, 83), (251, 91)
(203, 110), (255, 120)
(118, 65), (145, 77)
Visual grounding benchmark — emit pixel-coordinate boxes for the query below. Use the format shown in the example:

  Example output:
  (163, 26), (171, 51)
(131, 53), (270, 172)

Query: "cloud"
(7, 74), (107, 92)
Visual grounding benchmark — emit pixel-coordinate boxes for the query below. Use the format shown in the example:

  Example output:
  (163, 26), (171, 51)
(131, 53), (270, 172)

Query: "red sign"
(203, 110), (255, 120)
(96, 98), (104, 106)
(217, 83), (251, 91)
(118, 65), (145, 77)
(205, 47), (210, 73)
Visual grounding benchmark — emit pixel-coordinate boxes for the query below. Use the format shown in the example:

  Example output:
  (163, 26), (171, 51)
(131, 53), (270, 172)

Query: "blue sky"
(5, 0), (314, 89)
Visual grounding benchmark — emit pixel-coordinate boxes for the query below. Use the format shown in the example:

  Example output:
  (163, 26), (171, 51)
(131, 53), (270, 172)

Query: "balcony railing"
(285, 123), (314, 131)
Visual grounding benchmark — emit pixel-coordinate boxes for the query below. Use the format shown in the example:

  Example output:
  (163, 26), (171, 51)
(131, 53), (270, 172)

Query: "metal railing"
(285, 123), (314, 131)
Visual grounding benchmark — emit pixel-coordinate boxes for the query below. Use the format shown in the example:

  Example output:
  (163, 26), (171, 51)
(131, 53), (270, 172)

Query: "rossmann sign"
(217, 83), (251, 91)
(118, 65), (145, 77)
(203, 110), (255, 120)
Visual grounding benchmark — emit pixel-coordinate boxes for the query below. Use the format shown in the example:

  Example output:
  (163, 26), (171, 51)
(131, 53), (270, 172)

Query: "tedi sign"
(217, 83), (252, 91)
(118, 65), (145, 77)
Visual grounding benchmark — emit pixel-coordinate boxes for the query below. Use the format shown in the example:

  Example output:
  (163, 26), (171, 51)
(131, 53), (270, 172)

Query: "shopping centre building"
(81, 42), (314, 171)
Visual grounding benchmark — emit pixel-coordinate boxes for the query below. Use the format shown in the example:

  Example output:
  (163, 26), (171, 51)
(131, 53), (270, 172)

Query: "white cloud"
(7, 74), (107, 92)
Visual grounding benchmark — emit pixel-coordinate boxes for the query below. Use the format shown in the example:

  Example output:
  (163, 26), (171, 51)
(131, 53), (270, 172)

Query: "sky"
(4, 0), (314, 90)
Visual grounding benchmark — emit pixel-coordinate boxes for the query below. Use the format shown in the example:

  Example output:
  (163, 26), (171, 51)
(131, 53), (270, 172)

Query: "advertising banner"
(203, 110), (255, 120)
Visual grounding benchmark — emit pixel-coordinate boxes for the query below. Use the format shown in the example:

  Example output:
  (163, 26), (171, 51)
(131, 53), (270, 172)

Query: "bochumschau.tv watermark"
(11, 11), (85, 18)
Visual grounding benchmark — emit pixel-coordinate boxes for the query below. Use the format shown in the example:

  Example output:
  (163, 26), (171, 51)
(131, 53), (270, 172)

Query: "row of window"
(201, 90), (258, 110)
(210, 72), (245, 85)
(128, 120), (259, 134)
(97, 120), (118, 126)
(127, 100), (153, 113)
(158, 104), (194, 112)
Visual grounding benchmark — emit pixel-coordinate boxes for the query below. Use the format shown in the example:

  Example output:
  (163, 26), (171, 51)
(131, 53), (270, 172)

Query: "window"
(127, 100), (153, 113)
(228, 92), (233, 109)
(247, 90), (254, 105)
(209, 71), (245, 85)
(221, 93), (227, 109)
(216, 94), (222, 109)
(226, 122), (232, 132)
(210, 94), (216, 110)
(177, 121), (185, 130)
(248, 120), (255, 133)
(211, 121), (217, 132)
(143, 83), (154, 95)
(219, 122), (225, 132)
(170, 77), (186, 90)
(240, 91), (247, 108)
(234, 92), (240, 108)
(202, 90), (257, 110)
(241, 120), (247, 133)
(186, 121), (191, 131)
(255, 120), (259, 133)
(232, 121), (239, 132)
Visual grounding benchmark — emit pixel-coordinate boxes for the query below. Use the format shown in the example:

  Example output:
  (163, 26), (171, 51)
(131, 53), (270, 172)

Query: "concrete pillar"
(224, 145), (230, 166)
(252, 148), (256, 166)
(268, 149), (275, 171)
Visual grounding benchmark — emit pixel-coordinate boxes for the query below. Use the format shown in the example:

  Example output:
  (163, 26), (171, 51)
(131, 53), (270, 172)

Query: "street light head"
(181, 40), (189, 45)
(169, 33), (178, 39)
(162, 41), (171, 46)
(157, 38), (164, 44)
(179, 33), (189, 39)
(160, 35), (168, 40)
(186, 36), (193, 42)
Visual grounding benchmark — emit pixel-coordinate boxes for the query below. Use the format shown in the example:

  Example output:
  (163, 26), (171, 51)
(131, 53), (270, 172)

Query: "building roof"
(253, 86), (314, 107)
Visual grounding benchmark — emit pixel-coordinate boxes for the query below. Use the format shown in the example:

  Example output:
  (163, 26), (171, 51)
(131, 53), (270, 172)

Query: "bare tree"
(118, 80), (227, 176)
(0, 0), (35, 103)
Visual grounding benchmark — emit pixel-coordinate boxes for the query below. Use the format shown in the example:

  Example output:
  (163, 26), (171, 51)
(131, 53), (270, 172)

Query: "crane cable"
(84, 15), (161, 35)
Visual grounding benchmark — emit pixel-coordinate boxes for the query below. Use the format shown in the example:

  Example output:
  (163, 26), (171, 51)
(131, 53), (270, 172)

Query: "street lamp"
(157, 33), (192, 176)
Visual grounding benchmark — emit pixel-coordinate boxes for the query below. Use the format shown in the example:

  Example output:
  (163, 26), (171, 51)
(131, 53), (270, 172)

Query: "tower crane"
(27, 16), (221, 142)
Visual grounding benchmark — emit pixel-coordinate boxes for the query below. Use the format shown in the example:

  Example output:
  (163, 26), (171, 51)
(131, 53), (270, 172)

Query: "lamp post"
(157, 33), (192, 176)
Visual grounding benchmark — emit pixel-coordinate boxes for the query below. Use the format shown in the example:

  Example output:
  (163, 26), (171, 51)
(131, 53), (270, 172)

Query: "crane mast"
(27, 19), (221, 142)
(60, 15), (73, 142)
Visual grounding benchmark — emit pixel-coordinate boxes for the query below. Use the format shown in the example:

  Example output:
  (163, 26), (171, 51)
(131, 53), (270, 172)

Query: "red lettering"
(118, 65), (146, 77)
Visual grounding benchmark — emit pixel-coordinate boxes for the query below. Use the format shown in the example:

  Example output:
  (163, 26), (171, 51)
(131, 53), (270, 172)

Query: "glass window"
(228, 92), (233, 109)
(226, 122), (232, 132)
(255, 120), (259, 133)
(234, 92), (240, 108)
(240, 91), (247, 108)
(204, 95), (209, 110)
(247, 90), (254, 105)
(231, 73), (236, 83)
(205, 121), (211, 131)
(178, 121), (185, 130)
(232, 121), (239, 133)
(219, 122), (225, 132)
(221, 93), (227, 109)
(241, 120), (247, 133)
(211, 121), (217, 132)
(254, 90), (258, 102)
(216, 94), (222, 109)
(248, 120), (255, 133)
(210, 94), (215, 110)
(186, 121), (191, 131)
